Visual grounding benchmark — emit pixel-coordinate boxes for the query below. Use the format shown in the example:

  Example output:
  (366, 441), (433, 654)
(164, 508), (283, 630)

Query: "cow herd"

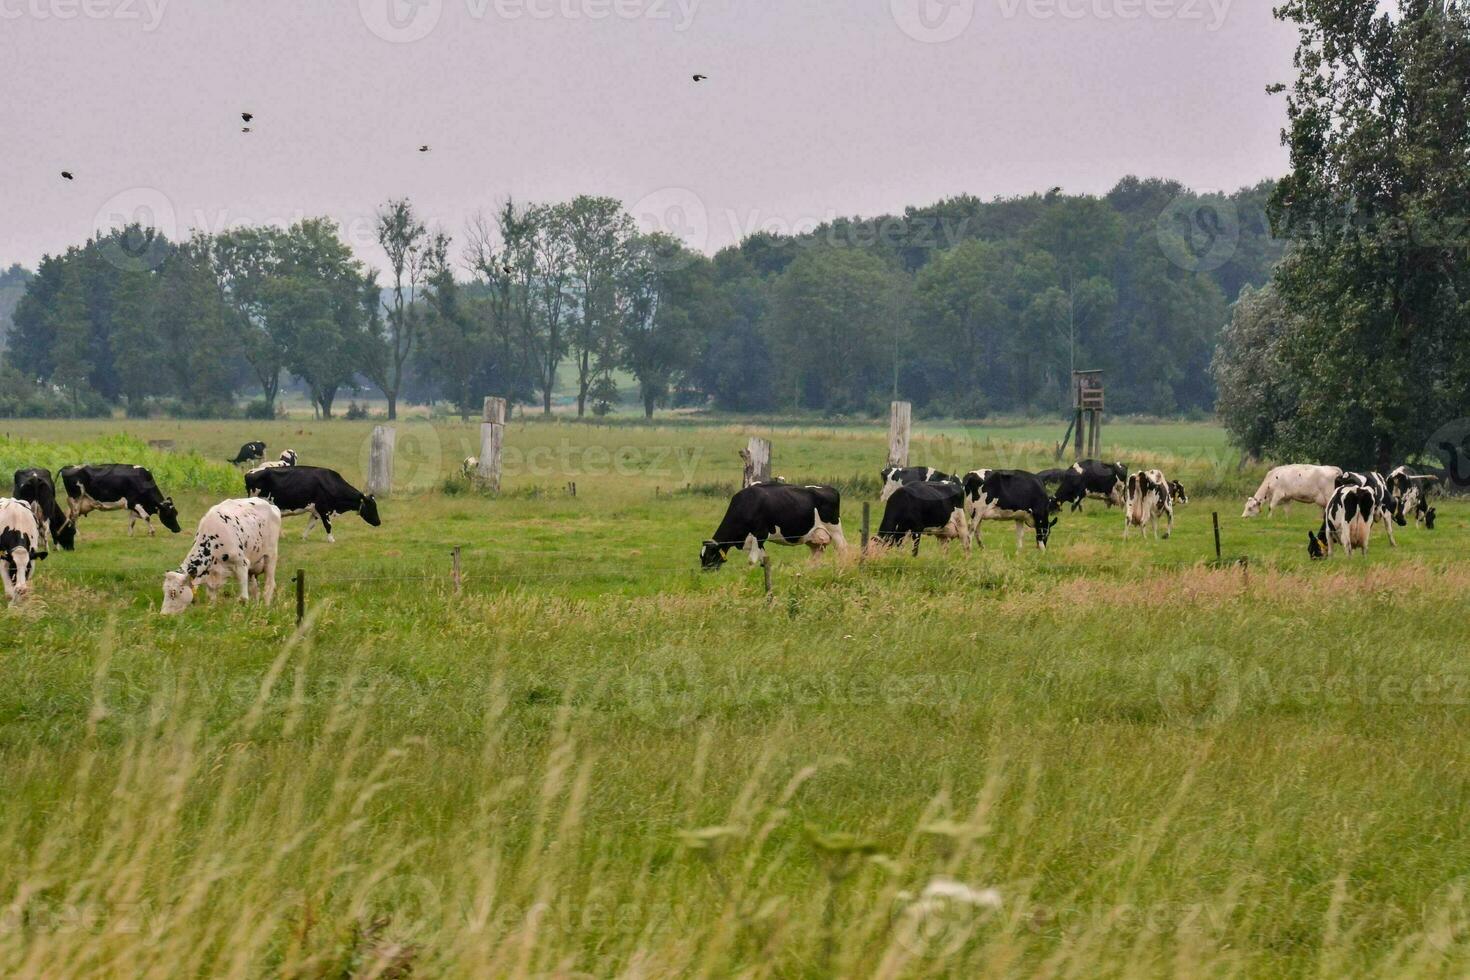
(0, 442), (380, 612)
(0, 436), (1453, 609)
(702, 457), (1449, 570)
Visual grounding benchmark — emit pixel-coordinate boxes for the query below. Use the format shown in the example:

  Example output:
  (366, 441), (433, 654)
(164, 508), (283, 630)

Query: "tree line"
(1214, 0), (1469, 472)
(2, 180), (1284, 420)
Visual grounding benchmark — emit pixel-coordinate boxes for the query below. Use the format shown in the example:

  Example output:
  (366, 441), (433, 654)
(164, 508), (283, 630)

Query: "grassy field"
(1, 417), (1468, 978)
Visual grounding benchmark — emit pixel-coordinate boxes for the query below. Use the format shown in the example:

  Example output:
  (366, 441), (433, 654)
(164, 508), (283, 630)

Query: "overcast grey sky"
(1, 0), (1297, 274)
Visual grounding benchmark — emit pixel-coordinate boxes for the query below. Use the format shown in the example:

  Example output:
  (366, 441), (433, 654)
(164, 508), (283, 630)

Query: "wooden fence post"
(762, 553), (773, 599)
(741, 438), (771, 488)
(861, 501), (871, 554)
(888, 402), (911, 468)
(478, 397), (507, 492)
(452, 546), (462, 594)
(367, 425), (395, 497)
(1212, 512), (1222, 561)
(295, 568), (305, 626)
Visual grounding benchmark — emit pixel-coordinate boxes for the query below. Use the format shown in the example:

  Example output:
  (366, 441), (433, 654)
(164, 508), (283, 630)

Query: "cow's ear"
(33, 550), (46, 561)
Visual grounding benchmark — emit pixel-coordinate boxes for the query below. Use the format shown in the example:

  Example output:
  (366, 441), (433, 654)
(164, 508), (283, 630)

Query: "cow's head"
(1109, 479), (1126, 508)
(359, 494), (382, 526)
(1242, 497), (1262, 519)
(158, 497), (182, 533)
(280, 450), (298, 465)
(700, 540), (728, 570)
(0, 534), (43, 602)
(54, 518), (76, 551)
(1169, 481), (1189, 505)
(1307, 530), (1327, 560)
(1036, 515), (1058, 550)
(160, 570), (195, 615)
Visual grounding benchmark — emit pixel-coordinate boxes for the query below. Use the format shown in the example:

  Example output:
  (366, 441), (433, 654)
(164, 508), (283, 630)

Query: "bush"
(243, 399), (282, 420)
(0, 367), (110, 418)
(344, 401), (370, 420)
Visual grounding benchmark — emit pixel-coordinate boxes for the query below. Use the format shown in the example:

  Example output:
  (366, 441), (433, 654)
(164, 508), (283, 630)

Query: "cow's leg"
(1382, 510), (1397, 547)
(1164, 506), (1173, 540)
(0, 565), (15, 603)
(911, 532), (921, 557)
(1015, 521), (1025, 552)
(234, 562), (250, 602)
(302, 509), (319, 540)
(321, 511), (335, 544)
(827, 523), (849, 555)
(261, 555), (277, 604)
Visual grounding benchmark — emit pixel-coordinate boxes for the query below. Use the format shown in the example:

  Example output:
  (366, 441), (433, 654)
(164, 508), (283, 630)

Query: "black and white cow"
(244, 465), (380, 542)
(873, 481), (969, 556)
(228, 441), (267, 465)
(1168, 481), (1189, 506)
(1053, 460), (1127, 512)
(162, 497), (282, 614)
(59, 464), (181, 536)
(1308, 484), (1377, 559)
(1388, 466), (1439, 529)
(13, 468), (75, 551)
(1335, 472), (1402, 547)
(0, 498), (47, 603)
(700, 482), (847, 569)
(961, 469), (1059, 551)
(1124, 469), (1174, 540)
(879, 466), (960, 503)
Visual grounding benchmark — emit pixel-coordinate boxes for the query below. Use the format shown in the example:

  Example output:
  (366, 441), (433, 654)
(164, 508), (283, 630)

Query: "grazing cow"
(244, 465), (380, 542)
(228, 441), (267, 465)
(1336, 472), (1403, 546)
(0, 498), (47, 603)
(1242, 464), (1343, 518)
(879, 466), (960, 503)
(1168, 480), (1189, 506)
(162, 498), (282, 614)
(1388, 466), (1439, 528)
(13, 468), (75, 551)
(961, 469), (1059, 551)
(59, 464), (181, 535)
(700, 482), (847, 569)
(245, 450), (297, 477)
(1308, 484), (1376, 558)
(1053, 460), (1127, 512)
(1124, 469), (1174, 540)
(873, 481), (970, 556)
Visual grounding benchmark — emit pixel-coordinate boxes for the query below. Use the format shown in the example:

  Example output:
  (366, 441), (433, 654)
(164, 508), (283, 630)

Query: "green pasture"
(0, 417), (1466, 978)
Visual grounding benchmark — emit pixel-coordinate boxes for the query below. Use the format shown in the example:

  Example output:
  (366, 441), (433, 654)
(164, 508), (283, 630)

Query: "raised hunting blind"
(1056, 370), (1104, 461)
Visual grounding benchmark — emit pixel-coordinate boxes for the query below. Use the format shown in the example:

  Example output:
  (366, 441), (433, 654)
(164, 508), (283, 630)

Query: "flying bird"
(418, 145), (430, 152)
(60, 171), (74, 180)
(692, 74), (707, 82)
(241, 111), (253, 123)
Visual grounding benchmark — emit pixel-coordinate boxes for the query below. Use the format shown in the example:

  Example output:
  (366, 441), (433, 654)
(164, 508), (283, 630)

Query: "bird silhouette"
(418, 145), (430, 152)
(60, 171), (74, 180)
(241, 126), (252, 133)
(241, 111), (253, 123)
(692, 74), (707, 82)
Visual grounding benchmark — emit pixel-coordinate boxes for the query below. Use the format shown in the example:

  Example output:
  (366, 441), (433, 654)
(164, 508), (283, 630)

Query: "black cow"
(1053, 460), (1127, 512)
(228, 441), (267, 465)
(962, 469), (1059, 551)
(13, 468), (76, 550)
(59, 464), (181, 535)
(700, 482), (846, 570)
(873, 481), (969, 556)
(879, 466), (959, 502)
(244, 465), (380, 542)
(1036, 468), (1069, 485)
(1335, 471), (1403, 546)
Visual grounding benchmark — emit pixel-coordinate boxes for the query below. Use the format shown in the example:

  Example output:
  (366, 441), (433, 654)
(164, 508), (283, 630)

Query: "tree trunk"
(542, 385), (553, 415)
(644, 389), (655, 419)
(386, 394), (397, 421)
(1376, 434), (1393, 474)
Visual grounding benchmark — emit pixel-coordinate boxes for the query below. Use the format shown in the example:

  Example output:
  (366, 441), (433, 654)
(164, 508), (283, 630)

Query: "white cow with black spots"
(0, 498), (47, 604)
(161, 497), (282, 614)
(1124, 469), (1175, 540)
